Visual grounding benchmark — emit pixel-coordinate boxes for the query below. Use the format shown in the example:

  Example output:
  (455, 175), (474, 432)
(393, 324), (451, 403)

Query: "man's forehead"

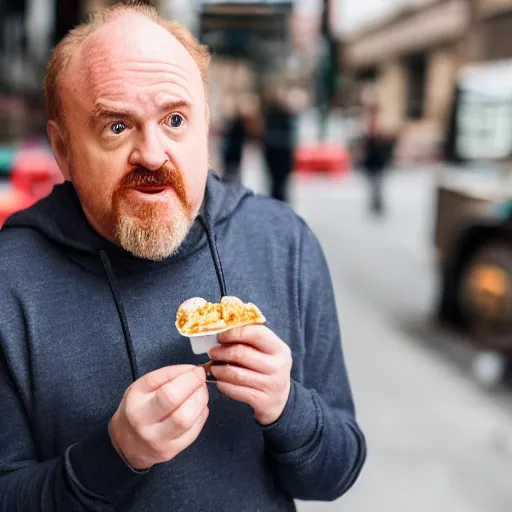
(66, 13), (201, 100)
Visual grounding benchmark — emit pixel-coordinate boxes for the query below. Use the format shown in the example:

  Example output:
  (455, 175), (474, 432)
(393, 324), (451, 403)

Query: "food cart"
(434, 59), (512, 356)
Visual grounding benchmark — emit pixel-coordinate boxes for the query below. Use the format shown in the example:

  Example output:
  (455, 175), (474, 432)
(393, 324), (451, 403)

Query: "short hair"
(44, 1), (211, 125)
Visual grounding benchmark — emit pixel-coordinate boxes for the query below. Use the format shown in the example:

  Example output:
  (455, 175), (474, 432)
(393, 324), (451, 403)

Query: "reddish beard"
(112, 162), (194, 260)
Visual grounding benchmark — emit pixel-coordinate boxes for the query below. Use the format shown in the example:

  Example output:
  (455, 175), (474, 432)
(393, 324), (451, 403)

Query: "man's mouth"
(133, 185), (168, 195)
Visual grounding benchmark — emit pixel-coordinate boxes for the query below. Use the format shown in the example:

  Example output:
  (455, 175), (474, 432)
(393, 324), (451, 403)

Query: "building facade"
(343, 0), (512, 164)
(468, 0), (512, 62)
(343, 0), (471, 163)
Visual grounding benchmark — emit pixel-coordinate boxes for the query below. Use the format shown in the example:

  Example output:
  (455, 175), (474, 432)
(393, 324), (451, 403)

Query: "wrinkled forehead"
(65, 14), (204, 111)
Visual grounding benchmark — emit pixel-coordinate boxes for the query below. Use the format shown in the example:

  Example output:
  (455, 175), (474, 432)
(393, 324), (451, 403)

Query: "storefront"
(343, 0), (470, 164)
(197, 1), (312, 130)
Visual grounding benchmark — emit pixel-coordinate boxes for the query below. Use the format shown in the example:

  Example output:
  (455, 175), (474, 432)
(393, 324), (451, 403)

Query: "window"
(456, 92), (512, 160)
(406, 53), (427, 119)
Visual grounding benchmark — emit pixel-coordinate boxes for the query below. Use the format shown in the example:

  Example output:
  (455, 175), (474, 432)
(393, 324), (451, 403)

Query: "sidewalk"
(237, 149), (512, 512)
(294, 169), (512, 512)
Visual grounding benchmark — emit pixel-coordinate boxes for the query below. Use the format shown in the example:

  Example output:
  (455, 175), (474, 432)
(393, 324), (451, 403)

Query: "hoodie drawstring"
(198, 214), (227, 299)
(100, 250), (140, 382)
(98, 210), (227, 383)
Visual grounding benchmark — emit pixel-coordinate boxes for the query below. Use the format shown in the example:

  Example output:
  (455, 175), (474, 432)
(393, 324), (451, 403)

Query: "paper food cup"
(179, 319), (267, 355)
(188, 332), (221, 355)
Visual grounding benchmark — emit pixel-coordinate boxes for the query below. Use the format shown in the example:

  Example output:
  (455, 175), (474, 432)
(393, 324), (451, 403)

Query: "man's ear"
(47, 120), (70, 180)
(205, 102), (210, 134)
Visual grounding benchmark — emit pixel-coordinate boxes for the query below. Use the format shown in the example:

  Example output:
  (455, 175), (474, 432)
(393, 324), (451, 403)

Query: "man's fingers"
(144, 404), (209, 464)
(208, 343), (274, 374)
(210, 364), (267, 391)
(217, 325), (283, 354)
(215, 381), (264, 411)
(138, 365), (198, 393)
(171, 405), (210, 452)
(143, 367), (206, 423)
(155, 384), (209, 439)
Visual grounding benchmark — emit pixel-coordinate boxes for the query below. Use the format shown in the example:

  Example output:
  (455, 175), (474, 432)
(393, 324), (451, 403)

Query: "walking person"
(362, 103), (390, 216)
(262, 85), (299, 203)
(220, 95), (247, 184)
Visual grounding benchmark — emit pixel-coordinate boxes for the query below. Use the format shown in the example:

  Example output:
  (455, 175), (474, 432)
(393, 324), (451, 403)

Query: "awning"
(199, 1), (293, 38)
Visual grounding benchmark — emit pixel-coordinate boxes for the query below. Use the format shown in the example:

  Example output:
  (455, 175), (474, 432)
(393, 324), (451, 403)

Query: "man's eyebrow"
(91, 104), (135, 122)
(91, 100), (192, 122)
(158, 100), (192, 113)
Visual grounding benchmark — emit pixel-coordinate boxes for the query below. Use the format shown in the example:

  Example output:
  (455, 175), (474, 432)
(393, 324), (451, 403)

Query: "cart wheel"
(459, 241), (512, 351)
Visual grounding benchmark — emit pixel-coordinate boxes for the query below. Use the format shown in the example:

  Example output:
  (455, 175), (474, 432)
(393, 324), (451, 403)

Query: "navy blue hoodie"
(0, 172), (366, 511)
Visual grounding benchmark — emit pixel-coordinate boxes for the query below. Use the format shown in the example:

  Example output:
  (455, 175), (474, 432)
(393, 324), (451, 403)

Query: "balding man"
(0, 3), (366, 511)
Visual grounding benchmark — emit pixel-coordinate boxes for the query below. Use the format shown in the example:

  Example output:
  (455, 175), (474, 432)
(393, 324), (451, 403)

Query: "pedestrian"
(361, 103), (391, 216)
(0, 4), (366, 511)
(220, 95), (247, 184)
(262, 85), (299, 203)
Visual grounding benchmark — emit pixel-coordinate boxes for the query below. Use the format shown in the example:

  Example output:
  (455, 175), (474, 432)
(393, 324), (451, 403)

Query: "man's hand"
(209, 326), (292, 426)
(109, 365), (209, 471)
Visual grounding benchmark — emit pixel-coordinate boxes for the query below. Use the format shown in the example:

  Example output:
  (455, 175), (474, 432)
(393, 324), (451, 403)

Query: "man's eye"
(110, 122), (126, 135)
(168, 114), (184, 128)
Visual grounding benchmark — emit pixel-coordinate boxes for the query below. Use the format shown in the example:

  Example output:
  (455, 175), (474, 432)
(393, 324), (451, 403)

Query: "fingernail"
(208, 348), (219, 357)
(217, 330), (229, 342)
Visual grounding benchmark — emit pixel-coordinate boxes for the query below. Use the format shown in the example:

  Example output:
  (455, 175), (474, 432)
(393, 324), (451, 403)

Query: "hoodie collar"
(2, 170), (253, 383)
(3, 170), (253, 274)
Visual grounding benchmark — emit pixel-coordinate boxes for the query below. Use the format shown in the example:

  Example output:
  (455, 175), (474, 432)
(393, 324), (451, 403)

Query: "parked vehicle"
(435, 59), (512, 353)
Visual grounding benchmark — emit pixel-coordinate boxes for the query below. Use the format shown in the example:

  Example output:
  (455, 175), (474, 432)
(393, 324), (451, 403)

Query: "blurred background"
(2, 0), (512, 510)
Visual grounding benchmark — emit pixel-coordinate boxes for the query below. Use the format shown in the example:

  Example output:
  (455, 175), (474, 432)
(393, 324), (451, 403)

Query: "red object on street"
(0, 149), (63, 228)
(10, 150), (63, 200)
(294, 144), (351, 178)
(0, 189), (36, 227)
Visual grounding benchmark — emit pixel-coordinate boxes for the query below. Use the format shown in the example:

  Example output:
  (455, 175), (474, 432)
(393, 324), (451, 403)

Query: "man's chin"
(115, 214), (191, 261)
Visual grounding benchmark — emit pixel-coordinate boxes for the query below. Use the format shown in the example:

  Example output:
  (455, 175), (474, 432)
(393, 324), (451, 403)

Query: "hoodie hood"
(2, 170), (252, 382)
(3, 170), (252, 270)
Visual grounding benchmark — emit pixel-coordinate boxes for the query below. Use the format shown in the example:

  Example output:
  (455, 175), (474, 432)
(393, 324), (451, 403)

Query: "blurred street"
(3, 1), (512, 510)
(240, 152), (512, 512)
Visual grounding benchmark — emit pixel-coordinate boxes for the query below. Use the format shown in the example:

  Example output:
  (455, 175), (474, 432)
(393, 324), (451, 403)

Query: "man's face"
(52, 14), (209, 260)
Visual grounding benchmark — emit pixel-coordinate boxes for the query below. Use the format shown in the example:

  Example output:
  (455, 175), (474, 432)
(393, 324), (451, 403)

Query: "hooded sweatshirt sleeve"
(0, 281), (146, 511)
(261, 220), (367, 501)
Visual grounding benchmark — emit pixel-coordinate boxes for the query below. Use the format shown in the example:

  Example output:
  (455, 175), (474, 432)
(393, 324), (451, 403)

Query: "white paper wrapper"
(189, 334), (220, 355)
(180, 319), (266, 355)
(185, 324), (237, 355)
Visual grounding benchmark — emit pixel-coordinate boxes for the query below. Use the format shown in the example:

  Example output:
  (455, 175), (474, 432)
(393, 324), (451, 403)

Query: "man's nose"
(129, 126), (168, 171)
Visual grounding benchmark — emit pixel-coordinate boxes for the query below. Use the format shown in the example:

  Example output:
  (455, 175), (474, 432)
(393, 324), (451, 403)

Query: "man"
(0, 3), (366, 511)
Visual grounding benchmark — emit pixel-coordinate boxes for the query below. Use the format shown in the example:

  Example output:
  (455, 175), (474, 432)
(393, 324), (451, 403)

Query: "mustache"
(121, 162), (179, 188)
(119, 162), (187, 203)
